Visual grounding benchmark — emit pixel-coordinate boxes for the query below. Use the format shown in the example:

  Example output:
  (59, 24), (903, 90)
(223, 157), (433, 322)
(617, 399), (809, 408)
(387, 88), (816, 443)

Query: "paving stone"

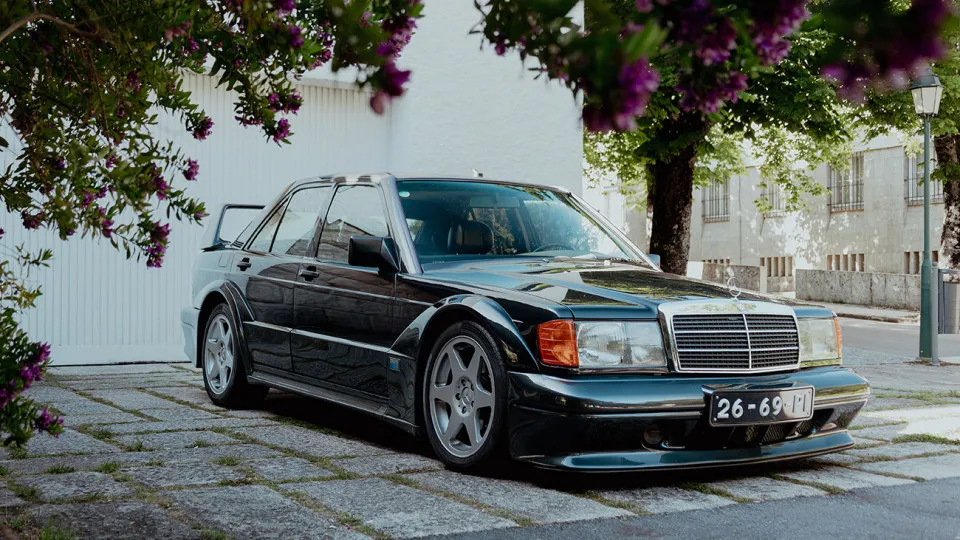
(707, 476), (827, 501)
(106, 417), (274, 434)
(853, 423), (914, 441)
(1, 444), (282, 475)
(149, 386), (225, 410)
(32, 501), (200, 540)
(48, 398), (128, 416)
(779, 467), (915, 490)
(595, 486), (735, 514)
(288, 478), (515, 537)
(49, 364), (184, 376)
(221, 409), (281, 419)
(22, 385), (89, 404)
(26, 429), (121, 456)
(167, 484), (365, 539)
(849, 416), (899, 429)
(864, 398), (929, 411)
(61, 378), (201, 391)
(86, 389), (185, 410)
(233, 425), (387, 458)
(125, 461), (247, 488)
(809, 452), (861, 466)
(847, 442), (959, 460)
(0, 488), (27, 508)
(333, 453), (442, 475)
(16, 471), (134, 502)
(865, 405), (960, 423)
(140, 407), (221, 421)
(409, 471), (630, 524)
(852, 436), (889, 447)
(115, 430), (239, 451)
(63, 412), (145, 426)
(247, 457), (335, 482)
(856, 453), (960, 480)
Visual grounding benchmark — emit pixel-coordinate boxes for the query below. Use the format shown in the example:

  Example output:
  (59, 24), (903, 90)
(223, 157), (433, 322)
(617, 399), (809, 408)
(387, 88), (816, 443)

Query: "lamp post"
(910, 67), (943, 365)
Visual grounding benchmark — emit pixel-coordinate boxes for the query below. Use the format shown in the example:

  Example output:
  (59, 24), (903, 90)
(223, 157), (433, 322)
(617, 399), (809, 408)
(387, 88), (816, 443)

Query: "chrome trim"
(244, 320), (291, 333)
(290, 328), (405, 357)
(566, 191), (659, 270)
(659, 300), (801, 374)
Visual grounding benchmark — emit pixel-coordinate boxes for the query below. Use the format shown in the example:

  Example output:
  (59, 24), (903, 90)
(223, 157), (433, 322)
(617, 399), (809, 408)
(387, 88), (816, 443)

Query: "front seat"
(447, 220), (493, 255)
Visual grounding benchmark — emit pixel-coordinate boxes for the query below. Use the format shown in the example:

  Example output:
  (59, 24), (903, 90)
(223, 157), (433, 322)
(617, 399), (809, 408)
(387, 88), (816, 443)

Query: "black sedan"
(181, 174), (870, 471)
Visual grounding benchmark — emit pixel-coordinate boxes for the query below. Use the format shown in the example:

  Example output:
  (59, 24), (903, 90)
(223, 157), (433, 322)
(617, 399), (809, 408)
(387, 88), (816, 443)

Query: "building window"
(904, 151), (943, 206)
(827, 152), (864, 212)
(904, 251), (940, 274)
(827, 253), (865, 272)
(761, 256), (793, 277)
(703, 258), (731, 265)
(702, 178), (729, 223)
(761, 183), (786, 217)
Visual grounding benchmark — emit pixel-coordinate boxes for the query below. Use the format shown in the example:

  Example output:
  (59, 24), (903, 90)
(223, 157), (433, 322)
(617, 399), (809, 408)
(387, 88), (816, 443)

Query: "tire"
(201, 304), (268, 408)
(422, 320), (508, 470)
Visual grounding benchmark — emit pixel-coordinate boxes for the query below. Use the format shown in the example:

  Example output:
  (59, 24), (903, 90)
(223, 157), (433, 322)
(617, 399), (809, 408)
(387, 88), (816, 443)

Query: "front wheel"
(202, 304), (268, 408)
(422, 321), (508, 470)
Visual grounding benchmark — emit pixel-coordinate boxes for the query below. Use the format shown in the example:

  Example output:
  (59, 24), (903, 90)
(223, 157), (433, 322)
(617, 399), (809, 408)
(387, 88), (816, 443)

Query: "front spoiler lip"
(517, 431), (855, 472)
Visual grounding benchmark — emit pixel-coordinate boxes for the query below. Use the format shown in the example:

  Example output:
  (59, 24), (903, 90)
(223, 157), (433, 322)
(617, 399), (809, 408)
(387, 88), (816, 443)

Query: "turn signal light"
(538, 320), (578, 367)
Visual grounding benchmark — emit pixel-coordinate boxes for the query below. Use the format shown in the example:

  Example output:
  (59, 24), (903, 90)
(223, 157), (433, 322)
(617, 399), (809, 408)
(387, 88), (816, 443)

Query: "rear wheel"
(423, 321), (507, 470)
(202, 304), (268, 408)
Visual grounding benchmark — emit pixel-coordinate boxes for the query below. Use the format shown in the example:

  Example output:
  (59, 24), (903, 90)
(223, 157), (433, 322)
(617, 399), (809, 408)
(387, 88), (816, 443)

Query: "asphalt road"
(840, 317), (960, 359)
(440, 477), (960, 540)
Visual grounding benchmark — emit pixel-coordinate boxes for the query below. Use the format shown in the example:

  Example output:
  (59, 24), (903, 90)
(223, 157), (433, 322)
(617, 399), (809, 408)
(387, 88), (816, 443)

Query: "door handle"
(236, 257), (252, 271)
(298, 266), (320, 281)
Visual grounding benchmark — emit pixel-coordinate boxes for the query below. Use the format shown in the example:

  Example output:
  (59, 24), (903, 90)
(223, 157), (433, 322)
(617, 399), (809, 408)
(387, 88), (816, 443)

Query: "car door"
(238, 185), (329, 372)
(292, 183), (395, 399)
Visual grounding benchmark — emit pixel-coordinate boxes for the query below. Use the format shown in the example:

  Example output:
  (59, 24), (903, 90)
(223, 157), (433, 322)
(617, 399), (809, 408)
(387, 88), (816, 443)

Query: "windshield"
(396, 180), (654, 269)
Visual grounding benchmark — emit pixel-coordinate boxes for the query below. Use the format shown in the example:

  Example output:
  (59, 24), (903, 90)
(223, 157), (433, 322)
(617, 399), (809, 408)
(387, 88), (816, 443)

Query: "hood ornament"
(725, 269), (746, 311)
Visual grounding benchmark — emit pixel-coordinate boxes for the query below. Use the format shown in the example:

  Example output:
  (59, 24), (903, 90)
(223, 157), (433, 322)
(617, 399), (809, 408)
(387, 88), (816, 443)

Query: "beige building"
(585, 134), (946, 279)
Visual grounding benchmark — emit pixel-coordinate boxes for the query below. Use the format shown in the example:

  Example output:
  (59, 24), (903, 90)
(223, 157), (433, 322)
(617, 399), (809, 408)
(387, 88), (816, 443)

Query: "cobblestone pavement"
(2, 363), (959, 539)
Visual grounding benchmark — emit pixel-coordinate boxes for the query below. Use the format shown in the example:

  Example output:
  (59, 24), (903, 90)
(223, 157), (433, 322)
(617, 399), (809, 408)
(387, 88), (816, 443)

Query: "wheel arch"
(195, 281), (254, 373)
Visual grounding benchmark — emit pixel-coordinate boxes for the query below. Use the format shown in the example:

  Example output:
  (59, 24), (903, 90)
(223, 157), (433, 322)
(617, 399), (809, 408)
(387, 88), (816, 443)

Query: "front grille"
(672, 313), (799, 372)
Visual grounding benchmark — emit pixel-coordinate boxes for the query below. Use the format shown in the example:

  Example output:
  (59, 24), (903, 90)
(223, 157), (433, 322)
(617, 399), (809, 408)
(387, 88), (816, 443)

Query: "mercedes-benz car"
(181, 174), (870, 471)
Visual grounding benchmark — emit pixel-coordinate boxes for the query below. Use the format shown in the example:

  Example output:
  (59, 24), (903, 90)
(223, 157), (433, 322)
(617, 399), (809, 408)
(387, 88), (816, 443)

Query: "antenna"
(439, 142), (484, 178)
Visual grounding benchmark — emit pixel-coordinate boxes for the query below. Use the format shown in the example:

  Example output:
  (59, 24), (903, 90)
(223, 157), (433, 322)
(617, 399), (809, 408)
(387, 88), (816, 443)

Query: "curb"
(836, 312), (920, 324)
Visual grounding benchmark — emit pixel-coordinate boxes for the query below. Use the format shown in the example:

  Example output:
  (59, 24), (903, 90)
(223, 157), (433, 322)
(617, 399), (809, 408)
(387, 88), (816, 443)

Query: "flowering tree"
(0, 0), (953, 443)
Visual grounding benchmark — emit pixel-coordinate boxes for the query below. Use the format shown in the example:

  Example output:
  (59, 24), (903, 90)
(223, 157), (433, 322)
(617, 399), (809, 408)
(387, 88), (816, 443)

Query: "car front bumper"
(506, 366), (869, 471)
(181, 306), (200, 367)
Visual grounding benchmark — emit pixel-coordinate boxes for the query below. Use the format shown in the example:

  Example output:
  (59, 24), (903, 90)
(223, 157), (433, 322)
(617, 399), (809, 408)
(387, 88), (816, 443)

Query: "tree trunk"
(935, 134), (960, 269)
(648, 115), (707, 275)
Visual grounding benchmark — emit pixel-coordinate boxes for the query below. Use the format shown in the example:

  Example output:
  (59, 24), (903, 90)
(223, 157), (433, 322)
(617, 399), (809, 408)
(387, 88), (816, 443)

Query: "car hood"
(421, 259), (799, 319)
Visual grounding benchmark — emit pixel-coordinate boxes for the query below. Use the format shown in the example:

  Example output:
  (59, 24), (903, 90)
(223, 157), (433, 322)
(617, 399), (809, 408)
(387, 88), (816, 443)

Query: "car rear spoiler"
(201, 204), (265, 251)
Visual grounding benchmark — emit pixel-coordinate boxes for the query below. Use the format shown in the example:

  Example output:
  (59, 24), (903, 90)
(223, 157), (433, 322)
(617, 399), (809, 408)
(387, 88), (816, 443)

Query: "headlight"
(797, 317), (842, 365)
(537, 320), (667, 370)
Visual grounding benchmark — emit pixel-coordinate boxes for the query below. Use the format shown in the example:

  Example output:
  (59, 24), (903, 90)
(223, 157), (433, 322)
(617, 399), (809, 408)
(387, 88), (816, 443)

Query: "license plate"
(709, 387), (815, 426)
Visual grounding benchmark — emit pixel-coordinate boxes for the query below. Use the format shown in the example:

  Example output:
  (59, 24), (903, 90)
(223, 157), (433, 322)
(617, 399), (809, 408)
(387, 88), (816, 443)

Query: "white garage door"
(0, 74), (391, 365)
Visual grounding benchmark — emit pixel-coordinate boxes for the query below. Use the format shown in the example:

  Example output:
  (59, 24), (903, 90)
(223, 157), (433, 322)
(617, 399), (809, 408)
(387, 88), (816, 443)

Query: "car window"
(317, 185), (390, 263)
(247, 202), (285, 253)
(271, 186), (331, 257)
(468, 207), (525, 254)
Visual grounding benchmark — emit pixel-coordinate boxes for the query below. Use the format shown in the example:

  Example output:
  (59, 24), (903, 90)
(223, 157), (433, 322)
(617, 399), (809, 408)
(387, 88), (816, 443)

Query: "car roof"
(288, 174), (573, 194)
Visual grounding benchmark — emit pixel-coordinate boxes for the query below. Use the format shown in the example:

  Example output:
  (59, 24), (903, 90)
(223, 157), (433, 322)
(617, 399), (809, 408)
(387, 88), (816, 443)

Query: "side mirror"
(348, 236), (400, 274)
(648, 253), (661, 268)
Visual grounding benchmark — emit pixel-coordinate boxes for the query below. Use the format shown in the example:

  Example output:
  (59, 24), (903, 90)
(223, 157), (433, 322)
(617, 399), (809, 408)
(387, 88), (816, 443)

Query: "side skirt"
(248, 370), (418, 435)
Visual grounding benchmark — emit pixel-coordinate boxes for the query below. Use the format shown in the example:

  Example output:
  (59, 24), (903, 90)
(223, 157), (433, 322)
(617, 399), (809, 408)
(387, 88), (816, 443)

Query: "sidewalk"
(775, 294), (920, 324)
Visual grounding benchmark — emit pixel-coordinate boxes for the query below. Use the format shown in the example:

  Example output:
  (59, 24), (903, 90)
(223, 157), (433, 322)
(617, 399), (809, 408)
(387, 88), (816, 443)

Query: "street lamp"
(910, 67), (943, 365)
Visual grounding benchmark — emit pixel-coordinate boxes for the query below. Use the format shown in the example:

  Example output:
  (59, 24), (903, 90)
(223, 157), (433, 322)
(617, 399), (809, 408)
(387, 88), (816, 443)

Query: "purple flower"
(635, 0), (653, 12)
(225, 0), (244, 10)
(0, 228), (4, 239)
(360, 12), (372, 28)
(102, 219), (115, 238)
(370, 91), (389, 115)
(127, 71), (142, 92)
(193, 211), (207, 221)
(106, 154), (117, 169)
(275, 0), (296, 16)
(192, 116), (213, 140)
(146, 222), (171, 268)
(381, 61), (411, 97)
(186, 39), (200, 53)
(21, 211), (44, 230)
(494, 42), (507, 56)
(55, 157), (66, 170)
(612, 57), (660, 130)
(36, 408), (62, 432)
(184, 159), (199, 181)
(82, 190), (95, 208)
(272, 118), (291, 143)
(289, 25), (305, 49)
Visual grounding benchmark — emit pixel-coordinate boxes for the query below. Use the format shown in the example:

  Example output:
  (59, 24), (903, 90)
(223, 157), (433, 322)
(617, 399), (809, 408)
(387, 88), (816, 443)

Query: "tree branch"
(0, 10), (99, 45)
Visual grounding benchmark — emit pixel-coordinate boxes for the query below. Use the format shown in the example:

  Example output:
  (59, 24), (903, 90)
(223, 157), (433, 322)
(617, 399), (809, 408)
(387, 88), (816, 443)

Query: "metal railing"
(702, 179), (729, 223)
(827, 154), (864, 213)
(905, 176), (944, 205)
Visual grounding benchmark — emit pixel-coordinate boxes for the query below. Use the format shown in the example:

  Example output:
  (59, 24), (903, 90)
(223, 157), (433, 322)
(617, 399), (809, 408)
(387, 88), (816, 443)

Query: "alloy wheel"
(204, 313), (234, 395)
(428, 335), (496, 458)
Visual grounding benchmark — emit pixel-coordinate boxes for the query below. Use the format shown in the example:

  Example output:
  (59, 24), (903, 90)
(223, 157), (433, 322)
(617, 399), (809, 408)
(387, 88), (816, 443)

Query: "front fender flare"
(195, 280), (256, 374)
(391, 295), (540, 372)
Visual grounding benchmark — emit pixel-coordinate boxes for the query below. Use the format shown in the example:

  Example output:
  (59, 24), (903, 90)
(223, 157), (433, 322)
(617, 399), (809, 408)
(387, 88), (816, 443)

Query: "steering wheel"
(532, 242), (575, 253)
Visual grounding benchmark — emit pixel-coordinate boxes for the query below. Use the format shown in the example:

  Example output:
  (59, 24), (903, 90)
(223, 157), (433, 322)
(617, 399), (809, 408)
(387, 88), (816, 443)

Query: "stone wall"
(795, 269), (921, 309)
